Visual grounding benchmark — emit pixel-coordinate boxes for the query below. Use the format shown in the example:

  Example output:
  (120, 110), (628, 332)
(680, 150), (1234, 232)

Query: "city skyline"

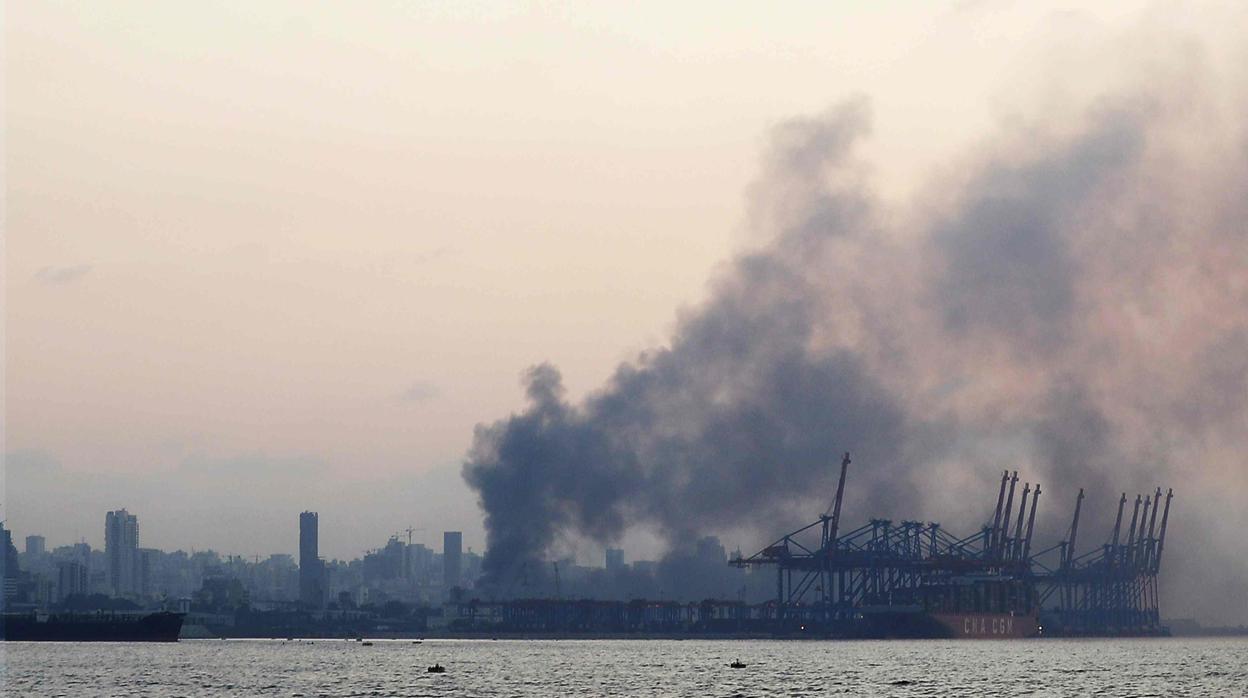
(13, 1), (1238, 559)
(11, 507), (485, 567)
(6, 506), (756, 615)
(6, 1), (1248, 626)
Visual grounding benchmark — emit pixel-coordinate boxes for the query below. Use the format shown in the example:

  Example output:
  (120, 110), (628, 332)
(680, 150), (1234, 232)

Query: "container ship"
(1, 611), (184, 642)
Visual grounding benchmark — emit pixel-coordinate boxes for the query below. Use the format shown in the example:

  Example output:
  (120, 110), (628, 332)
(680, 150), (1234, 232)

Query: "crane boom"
(1023, 483), (1041, 562)
(823, 452), (851, 553)
(1065, 488), (1084, 568)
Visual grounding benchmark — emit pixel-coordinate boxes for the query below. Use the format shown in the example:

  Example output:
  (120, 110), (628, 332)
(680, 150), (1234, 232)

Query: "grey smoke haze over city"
(465, 32), (1248, 620)
(5, 2), (1248, 624)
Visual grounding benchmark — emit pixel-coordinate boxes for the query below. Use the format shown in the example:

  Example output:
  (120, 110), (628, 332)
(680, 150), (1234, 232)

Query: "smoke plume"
(464, 25), (1248, 621)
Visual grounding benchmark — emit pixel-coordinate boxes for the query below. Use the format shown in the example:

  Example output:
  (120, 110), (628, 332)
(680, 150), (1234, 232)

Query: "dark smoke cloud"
(465, 101), (918, 586)
(931, 106), (1145, 353)
(464, 37), (1248, 621)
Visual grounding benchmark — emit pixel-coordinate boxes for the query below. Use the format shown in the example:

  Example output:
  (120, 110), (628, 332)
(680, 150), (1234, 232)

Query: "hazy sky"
(5, 1), (1240, 564)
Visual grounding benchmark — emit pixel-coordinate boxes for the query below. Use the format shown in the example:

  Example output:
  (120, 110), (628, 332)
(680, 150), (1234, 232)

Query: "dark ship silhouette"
(2, 611), (184, 642)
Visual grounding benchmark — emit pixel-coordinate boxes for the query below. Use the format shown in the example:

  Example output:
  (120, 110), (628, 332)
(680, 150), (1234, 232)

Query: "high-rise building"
(443, 531), (462, 592)
(605, 547), (625, 572)
(138, 548), (160, 596)
(407, 543), (432, 583)
(25, 535), (46, 557)
(0, 524), (18, 608)
(695, 536), (726, 564)
(57, 561), (89, 601)
(299, 511), (325, 608)
(105, 509), (140, 596)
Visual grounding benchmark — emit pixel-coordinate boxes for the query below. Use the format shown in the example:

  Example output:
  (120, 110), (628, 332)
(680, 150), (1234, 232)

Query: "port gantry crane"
(730, 453), (1173, 635)
(1028, 486), (1173, 635)
(731, 456), (1043, 628)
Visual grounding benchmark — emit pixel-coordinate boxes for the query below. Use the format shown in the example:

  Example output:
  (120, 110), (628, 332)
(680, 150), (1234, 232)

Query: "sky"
(4, 0), (1245, 620)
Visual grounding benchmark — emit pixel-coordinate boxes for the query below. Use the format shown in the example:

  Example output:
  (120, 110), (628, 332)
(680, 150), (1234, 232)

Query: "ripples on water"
(4, 637), (1246, 697)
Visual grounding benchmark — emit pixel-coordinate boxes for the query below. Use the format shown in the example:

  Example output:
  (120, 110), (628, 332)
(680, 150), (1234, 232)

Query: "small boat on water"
(729, 660), (747, 669)
(427, 664), (446, 673)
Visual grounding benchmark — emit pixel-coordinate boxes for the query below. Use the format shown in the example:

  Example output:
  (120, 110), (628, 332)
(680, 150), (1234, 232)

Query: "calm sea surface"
(3, 637), (1246, 697)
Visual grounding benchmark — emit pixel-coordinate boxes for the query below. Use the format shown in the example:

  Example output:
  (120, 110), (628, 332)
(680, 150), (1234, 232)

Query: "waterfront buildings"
(104, 509), (140, 597)
(25, 536), (45, 557)
(299, 511), (325, 608)
(605, 547), (625, 572)
(443, 531), (462, 595)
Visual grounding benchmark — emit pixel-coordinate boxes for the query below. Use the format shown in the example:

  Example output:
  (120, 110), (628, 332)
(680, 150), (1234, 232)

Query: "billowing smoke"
(464, 29), (1248, 621)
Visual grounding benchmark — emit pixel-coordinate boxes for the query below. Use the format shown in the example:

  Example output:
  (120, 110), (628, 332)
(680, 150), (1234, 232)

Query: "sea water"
(4, 637), (1246, 697)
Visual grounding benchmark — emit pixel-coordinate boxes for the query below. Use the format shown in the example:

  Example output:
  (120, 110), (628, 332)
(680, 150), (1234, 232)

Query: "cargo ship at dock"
(432, 597), (1044, 639)
(1, 611), (184, 642)
(850, 607), (1039, 639)
(930, 611), (1037, 638)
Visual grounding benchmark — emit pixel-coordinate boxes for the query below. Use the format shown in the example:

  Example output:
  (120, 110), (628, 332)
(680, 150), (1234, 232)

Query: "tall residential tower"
(443, 531), (462, 594)
(299, 511), (325, 608)
(105, 509), (140, 597)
